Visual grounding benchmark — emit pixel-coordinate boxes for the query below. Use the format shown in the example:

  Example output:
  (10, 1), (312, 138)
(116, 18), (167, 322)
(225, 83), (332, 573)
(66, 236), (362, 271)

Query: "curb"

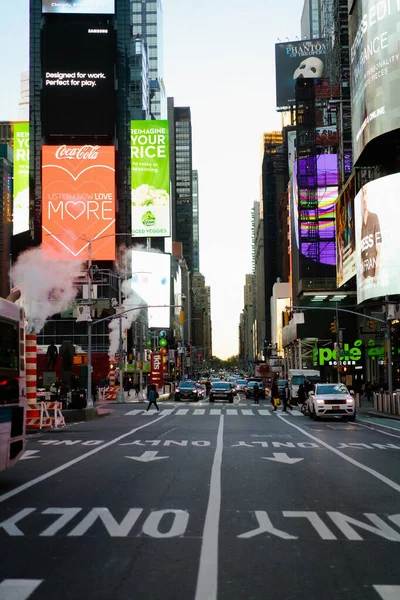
(364, 410), (400, 422)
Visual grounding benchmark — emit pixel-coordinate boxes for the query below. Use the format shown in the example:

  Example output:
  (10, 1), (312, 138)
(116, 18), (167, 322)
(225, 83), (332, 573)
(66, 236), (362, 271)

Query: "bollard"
(355, 393), (360, 408)
(377, 393), (382, 412)
(373, 392), (378, 410)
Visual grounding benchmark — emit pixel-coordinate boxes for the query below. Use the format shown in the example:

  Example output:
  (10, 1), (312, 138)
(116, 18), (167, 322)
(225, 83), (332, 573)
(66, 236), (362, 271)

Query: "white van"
(288, 369), (321, 400)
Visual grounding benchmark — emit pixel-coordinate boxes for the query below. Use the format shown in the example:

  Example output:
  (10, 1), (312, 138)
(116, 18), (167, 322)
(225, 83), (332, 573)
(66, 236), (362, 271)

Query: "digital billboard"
(41, 21), (115, 137)
(355, 173), (400, 303)
(131, 121), (171, 238)
(42, 145), (115, 260)
(42, 0), (114, 14)
(275, 39), (327, 108)
(336, 173), (356, 287)
(294, 154), (338, 266)
(13, 122), (29, 235)
(131, 251), (171, 328)
(349, 0), (400, 163)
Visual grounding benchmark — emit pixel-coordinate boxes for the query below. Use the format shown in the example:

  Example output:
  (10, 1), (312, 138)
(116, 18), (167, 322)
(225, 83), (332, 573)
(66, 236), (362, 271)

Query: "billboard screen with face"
(336, 173), (356, 287)
(42, 145), (115, 260)
(42, 0), (114, 13)
(131, 251), (171, 328)
(13, 122), (30, 235)
(131, 121), (171, 237)
(355, 173), (400, 303)
(42, 20), (115, 137)
(349, 0), (400, 163)
(275, 39), (327, 108)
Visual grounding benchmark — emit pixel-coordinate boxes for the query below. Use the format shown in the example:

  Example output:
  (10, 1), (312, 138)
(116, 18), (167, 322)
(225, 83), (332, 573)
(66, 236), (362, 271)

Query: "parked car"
(307, 383), (355, 421)
(175, 381), (204, 402)
(209, 381), (234, 403)
(245, 380), (266, 399)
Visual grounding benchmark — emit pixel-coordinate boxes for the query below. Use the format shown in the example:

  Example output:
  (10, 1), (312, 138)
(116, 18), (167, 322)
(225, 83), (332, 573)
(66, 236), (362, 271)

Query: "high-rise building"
(301, 0), (322, 39)
(130, 34), (150, 120)
(0, 144), (13, 299)
(132, 0), (166, 119)
(192, 170), (200, 273)
(168, 99), (194, 273)
(19, 72), (29, 121)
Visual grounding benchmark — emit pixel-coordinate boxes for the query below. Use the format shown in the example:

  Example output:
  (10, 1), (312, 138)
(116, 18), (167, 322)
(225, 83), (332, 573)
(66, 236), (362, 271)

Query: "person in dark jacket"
(271, 380), (279, 411)
(297, 383), (307, 406)
(146, 384), (159, 412)
(282, 383), (293, 412)
(253, 383), (260, 404)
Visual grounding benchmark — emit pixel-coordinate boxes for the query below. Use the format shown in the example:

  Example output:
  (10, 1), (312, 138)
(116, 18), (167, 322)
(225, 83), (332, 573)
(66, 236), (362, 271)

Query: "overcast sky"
(0, 0), (302, 359)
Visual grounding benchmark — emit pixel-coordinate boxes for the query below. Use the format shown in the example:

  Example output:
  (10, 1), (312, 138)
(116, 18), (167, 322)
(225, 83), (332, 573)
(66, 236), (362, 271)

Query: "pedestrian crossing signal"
(330, 321), (337, 334)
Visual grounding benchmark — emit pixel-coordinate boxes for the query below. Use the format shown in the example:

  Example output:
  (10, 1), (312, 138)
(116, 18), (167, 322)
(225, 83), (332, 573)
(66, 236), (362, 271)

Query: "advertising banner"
(355, 173), (400, 303)
(349, 0), (400, 163)
(42, 21), (115, 137)
(131, 120), (170, 237)
(42, 145), (115, 260)
(275, 39), (327, 108)
(12, 122), (29, 235)
(131, 250), (171, 329)
(42, 0), (114, 14)
(150, 352), (164, 387)
(336, 173), (356, 287)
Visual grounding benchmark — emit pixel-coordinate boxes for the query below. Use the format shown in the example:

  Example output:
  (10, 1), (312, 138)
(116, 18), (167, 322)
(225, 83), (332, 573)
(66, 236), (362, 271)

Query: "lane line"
(0, 415), (170, 504)
(277, 415), (400, 493)
(195, 415), (224, 600)
(355, 422), (400, 440)
(0, 579), (44, 599)
(357, 418), (400, 433)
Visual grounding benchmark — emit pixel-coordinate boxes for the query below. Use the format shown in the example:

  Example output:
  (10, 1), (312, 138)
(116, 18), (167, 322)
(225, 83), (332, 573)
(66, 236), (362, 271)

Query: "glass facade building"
(131, 0), (166, 119)
(192, 170), (199, 273)
(301, 0), (321, 39)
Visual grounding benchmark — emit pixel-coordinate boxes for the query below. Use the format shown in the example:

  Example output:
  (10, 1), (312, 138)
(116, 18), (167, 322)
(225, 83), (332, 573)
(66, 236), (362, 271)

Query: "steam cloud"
(10, 247), (84, 333)
(108, 282), (146, 358)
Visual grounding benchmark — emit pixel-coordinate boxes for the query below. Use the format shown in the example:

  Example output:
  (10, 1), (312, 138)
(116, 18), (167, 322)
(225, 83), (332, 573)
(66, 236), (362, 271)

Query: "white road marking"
(0, 415), (168, 504)
(241, 409), (254, 416)
(278, 416), (400, 493)
(226, 409), (238, 415)
(124, 409), (143, 415)
(195, 415), (224, 600)
(262, 452), (304, 464)
(0, 579), (43, 599)
(210, 409), (222, 415)
(176, 409), (189, 415)
(258, 410), (271, 416)
(125, 451), (169, 462)
(20, 451), (40, 460)
(194, 409), (206, 415)
(160, 409), (176, 415)
(356, 420), (400, 439)
(374, 585), (400, 599)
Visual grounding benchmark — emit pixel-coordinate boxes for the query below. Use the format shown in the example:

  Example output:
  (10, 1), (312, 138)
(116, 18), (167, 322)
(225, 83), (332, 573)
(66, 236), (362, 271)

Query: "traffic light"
(330, 321), (338, 334)
(159, 330), (167, 349)
(368, 318), (376, 329)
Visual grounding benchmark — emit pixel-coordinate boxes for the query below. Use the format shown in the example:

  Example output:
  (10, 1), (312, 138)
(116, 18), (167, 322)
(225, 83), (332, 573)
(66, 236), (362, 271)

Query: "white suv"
(307, 383), (356, 421)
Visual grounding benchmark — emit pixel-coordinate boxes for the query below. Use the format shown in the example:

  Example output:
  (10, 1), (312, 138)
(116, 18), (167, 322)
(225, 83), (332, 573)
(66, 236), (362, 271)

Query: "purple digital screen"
(294, 154), (338, 266)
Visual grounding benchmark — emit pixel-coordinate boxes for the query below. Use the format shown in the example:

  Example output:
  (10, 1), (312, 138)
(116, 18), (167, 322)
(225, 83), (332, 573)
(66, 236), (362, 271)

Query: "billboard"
(349, 0), (400, 163)
(42, 21), (115, 137)
(13, 122), (29, 235)
(42, 145), (115, 260)
(42, 0), (114, 14)
(355, 173), (400, 303)
(336, 173), (356, 287)
(131, 251), (171, 328)
(275, 39), (327, 108)
(131, 121), (170, 237)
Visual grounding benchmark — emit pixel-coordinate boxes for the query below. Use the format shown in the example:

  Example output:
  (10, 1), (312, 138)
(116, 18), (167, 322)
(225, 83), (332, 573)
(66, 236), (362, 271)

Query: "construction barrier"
(26, 334), (37, 404)
(26, 403), (52, 430)
(47, 401), (66, 428)
(104, 387), (118, 401)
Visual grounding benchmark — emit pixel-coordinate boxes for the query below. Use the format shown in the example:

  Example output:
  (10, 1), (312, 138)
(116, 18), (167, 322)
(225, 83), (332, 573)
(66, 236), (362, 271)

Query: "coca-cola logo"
(55, 145), (100, 160)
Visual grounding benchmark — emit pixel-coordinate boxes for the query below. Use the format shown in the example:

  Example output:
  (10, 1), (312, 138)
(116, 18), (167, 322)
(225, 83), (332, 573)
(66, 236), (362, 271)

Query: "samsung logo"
(88, 29), (108, 34)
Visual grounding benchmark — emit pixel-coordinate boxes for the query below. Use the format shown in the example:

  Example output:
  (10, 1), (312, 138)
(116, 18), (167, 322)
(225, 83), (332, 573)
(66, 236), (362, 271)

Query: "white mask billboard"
(355, 173), (400, 303)
(131, 251), (171, 329)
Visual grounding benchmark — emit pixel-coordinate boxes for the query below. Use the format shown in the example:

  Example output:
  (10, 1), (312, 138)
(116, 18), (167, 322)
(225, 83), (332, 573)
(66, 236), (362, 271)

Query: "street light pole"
(87, 242), (93, 408)
(385, 295), (393, 397)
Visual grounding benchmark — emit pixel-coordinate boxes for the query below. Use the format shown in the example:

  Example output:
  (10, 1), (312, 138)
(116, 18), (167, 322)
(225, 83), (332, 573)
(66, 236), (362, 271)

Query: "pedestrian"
(365, 381), (373, 402)
(146, 384), (159, 412)
(271, 379), (279, 411)
(253, 382), (260, 404)
(46, 341), (58, 371)
(304, 377), (314, 398)
(297, 383), (306, 407)
(282, 382), (293, 412)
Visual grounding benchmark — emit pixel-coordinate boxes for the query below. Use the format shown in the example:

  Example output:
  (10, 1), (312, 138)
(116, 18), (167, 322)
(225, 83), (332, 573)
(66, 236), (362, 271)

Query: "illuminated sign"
(42, 145), (115, 260)
(336, 173), (356, 287)
(150, 352), (164, 386)
(42, 20), (115, 137)
(13, 122), (29, 235)
(42, 0), (115, 14)
(131, 121), (171, 237)
(131, 251), (171, 329)
(314, 341), (363, 366)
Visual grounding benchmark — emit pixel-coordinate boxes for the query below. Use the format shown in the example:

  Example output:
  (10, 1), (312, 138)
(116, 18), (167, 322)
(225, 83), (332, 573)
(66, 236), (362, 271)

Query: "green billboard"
(131, 120), (170, 237)
(13, 122), (29, 235)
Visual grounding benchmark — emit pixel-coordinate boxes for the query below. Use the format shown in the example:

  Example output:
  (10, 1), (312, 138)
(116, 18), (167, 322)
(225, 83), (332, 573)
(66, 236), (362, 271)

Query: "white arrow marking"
(125, 451), (169, 462)
(262, 453), (304, 464)
(0, 579), (44, 599)
(20, 450), (40, 460)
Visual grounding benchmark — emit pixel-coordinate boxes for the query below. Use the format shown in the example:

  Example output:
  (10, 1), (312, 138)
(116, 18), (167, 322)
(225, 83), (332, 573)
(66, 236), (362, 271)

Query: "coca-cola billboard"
(150, 352), (164, 387)
(41, 145), (116, 260)
(41, 19), (115, 137)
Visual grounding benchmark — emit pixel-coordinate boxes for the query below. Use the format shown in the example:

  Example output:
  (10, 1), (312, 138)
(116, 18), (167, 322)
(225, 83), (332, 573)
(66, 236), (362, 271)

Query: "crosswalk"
(124, 406), (304, 417)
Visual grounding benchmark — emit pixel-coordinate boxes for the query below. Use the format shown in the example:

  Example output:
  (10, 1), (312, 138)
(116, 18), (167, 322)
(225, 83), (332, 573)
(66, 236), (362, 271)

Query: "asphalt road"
(1, 395), (400, 600)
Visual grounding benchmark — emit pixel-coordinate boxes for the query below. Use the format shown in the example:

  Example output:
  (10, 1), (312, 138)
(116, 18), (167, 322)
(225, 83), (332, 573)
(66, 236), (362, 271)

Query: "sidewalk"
(356, 398), (400, 422)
